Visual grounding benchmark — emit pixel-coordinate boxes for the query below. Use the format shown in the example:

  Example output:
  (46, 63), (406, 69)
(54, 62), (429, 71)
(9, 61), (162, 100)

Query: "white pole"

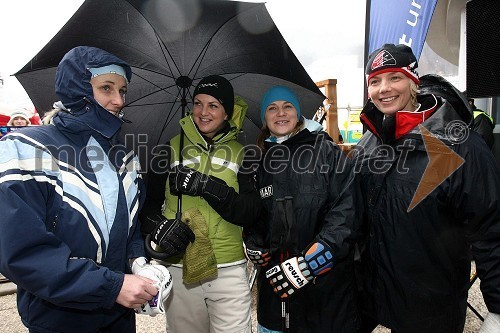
(458, 6), (466, 92)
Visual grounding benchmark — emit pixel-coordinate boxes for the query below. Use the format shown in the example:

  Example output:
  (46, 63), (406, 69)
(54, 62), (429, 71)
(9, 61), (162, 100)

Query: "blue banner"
(368, 0), (437, 59)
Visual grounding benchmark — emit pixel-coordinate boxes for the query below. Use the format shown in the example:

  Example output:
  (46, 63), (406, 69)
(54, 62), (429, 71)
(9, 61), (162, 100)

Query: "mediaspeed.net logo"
(14, 122), (467, 214)
(407, 123), (465, 212)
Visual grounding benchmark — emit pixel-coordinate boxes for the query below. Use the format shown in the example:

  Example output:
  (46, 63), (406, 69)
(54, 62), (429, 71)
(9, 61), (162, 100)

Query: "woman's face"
(90, 73), (127, 117)
(12, 117), (29, 126)
(367, 72), (415, 115)
(192, 94), (228, 139)
(264, 100), (299, 137)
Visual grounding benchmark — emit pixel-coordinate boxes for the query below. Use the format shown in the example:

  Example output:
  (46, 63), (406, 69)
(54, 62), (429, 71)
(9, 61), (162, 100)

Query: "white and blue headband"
(88, 64), (128, 83)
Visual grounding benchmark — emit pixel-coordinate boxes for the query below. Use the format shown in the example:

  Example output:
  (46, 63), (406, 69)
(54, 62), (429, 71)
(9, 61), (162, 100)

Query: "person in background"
(140, 75), (261, 333)
(0, 46), (172, 333)
(463, 92), (495, 149)
(7, 111), (31, 126)
(244, 86), (362, 332)
(355, 43), (500, 333)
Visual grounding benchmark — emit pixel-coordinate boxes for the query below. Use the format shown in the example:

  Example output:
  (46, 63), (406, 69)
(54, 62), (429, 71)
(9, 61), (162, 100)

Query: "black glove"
(169, 165), (230, 201)
(150, 215), (195, 256)
(243, 231), (271, 266)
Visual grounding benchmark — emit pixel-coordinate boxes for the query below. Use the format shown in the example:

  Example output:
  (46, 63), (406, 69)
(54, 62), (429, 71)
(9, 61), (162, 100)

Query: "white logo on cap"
(371, 50), (396, 70)
(198, 83), (218, 89)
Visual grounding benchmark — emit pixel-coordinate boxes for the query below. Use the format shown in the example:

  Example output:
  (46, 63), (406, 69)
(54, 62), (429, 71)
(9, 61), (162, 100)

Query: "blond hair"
(410, 80), (419, 108)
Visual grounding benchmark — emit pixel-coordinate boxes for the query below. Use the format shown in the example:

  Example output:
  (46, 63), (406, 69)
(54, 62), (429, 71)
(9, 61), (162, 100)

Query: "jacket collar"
(360, 94), (440, 144)
(53, 103), (123, 139)
(179, 115), (239, 150)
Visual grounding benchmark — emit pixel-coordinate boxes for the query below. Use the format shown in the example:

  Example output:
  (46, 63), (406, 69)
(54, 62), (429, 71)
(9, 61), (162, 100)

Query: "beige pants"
(164, 263), (252, 333)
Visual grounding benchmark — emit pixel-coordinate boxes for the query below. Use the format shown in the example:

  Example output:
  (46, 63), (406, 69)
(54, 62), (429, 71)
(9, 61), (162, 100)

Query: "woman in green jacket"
(141, 75), (261, 333)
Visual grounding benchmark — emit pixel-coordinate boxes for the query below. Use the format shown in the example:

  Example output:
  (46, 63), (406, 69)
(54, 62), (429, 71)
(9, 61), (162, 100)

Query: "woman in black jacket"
(244, 86), (362, 333)
(356, 43), (500, 333)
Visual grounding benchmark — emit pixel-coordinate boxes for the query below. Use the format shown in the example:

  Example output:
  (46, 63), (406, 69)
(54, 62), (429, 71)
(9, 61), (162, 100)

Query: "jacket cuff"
(105, 271), (124, 309)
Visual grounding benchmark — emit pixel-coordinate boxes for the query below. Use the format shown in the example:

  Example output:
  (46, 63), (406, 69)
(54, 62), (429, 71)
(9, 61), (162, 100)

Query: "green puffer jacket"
(163, 97), (248, 265)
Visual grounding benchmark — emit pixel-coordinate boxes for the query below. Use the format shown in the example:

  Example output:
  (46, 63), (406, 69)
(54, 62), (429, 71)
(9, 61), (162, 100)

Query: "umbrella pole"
(176, 137), (184, 221)
(144, 84), (190, 260)
(176, 86), (189, 220)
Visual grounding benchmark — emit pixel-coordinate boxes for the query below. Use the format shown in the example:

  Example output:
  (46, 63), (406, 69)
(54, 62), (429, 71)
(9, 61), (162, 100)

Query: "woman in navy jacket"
(0, 46), (160, 333)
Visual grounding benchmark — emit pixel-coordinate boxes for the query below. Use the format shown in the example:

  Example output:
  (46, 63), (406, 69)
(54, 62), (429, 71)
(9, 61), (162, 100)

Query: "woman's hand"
(116, 274), (158, 309)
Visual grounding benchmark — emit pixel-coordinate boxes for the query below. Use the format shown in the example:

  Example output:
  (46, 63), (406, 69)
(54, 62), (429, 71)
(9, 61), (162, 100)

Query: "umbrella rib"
(124, 0), (182, 78)
(157, 102), (184, 146)
(153, 31), (182, 80)
(149, 32), (196, 118)
(243, 114), (260, 129)
(126, 72), (180, 106)
(187, 4), (260, 80)
(188, 41), (211, 80)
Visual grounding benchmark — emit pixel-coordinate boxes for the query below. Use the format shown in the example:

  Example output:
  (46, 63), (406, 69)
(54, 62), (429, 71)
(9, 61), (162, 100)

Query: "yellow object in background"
(341, 108), (363, 144)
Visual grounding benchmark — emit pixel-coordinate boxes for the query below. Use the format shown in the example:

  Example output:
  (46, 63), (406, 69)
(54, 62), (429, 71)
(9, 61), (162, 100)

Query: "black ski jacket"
(249, 122), (363, 333)
(356, 88), (500, 332)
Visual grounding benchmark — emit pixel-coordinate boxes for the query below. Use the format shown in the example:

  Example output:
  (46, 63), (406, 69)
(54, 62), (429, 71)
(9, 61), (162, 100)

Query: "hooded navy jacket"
(0, 47), (145, 333)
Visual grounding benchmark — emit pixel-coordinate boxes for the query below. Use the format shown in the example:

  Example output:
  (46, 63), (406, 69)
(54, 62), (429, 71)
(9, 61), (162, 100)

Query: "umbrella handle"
(144, 234), (171, 260)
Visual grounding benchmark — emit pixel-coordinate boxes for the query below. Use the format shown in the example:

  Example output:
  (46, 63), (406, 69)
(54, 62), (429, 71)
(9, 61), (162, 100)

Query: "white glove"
(131, 257), (173, 316)
(479, 312), (500, 333)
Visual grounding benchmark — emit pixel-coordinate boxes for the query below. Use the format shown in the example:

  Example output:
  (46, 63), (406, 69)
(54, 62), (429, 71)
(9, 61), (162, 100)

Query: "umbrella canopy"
(15, 0), (325, 172)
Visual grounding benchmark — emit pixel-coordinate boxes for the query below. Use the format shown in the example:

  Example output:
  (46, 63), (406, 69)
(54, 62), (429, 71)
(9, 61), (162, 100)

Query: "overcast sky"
(0, 0), (367, 113)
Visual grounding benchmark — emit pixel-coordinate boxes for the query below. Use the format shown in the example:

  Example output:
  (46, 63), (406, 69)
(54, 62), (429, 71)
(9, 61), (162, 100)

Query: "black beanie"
(193, 75), (234, 118)
(366, 44), (419, 84)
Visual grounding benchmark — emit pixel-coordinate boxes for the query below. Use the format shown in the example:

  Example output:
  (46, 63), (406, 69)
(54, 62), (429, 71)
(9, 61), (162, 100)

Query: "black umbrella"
(15, 0), (325, 172)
